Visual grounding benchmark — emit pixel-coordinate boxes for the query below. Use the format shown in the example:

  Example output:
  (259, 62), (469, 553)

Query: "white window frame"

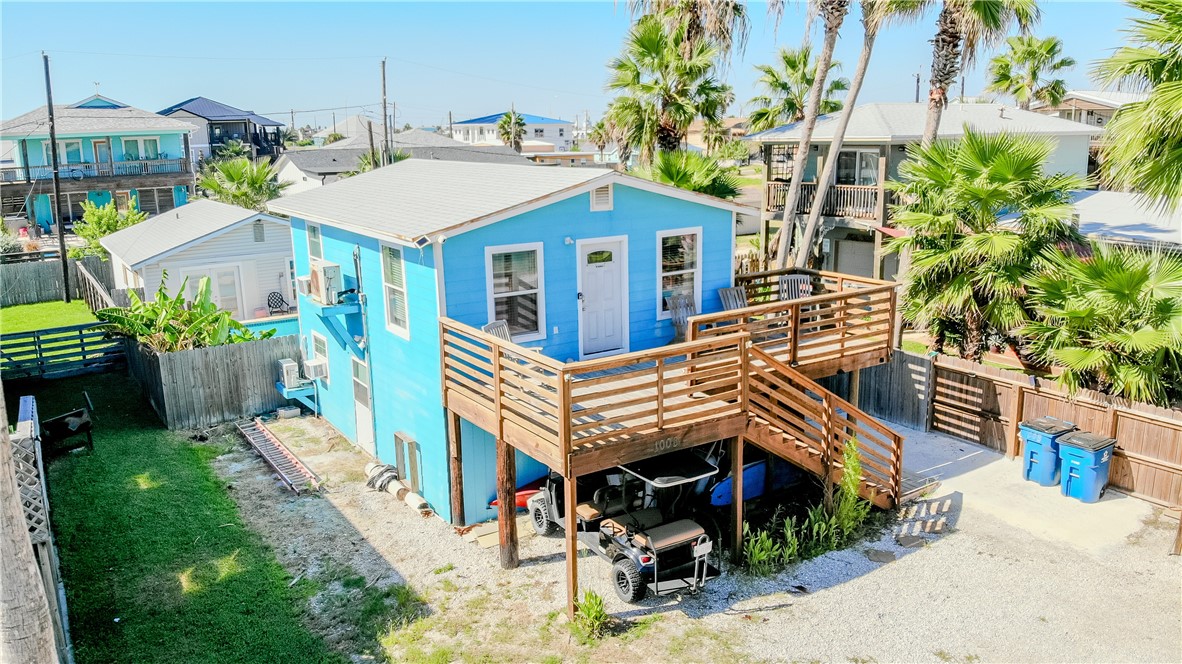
(590, 184), (613, 212)
(656, 227), (703, 321)
(121, 136), (161, 161)
(533, 128), (545, 138)
(43, 140), (83, 165)
(485, 241), (546, 343)
(351, 356), (370, 405)
(310, 331), (330, 385)
(380, 242), (411, 339)
(307, 223), (323, 260)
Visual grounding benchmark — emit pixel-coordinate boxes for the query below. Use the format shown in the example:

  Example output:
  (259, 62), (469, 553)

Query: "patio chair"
(267, 291), (295, 315)
(778, 274), (813, 301)
(665, 294), (696, 343)
(718, 286), (748, 311)
(481, 320), (512, 341)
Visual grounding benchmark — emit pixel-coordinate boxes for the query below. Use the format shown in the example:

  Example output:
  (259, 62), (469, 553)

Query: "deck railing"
(0, 158), (189, 184)
(690, 268), (895, 376)
(764, 182), (888, 221)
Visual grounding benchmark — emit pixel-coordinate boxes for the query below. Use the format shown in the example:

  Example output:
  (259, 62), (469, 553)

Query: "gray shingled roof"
(746, 103), (1103, 143)
(1, 103), (193, 139)
(101, 199), (286, 268)
(268, 159), (610, 242)
(279, 148), (370, 175)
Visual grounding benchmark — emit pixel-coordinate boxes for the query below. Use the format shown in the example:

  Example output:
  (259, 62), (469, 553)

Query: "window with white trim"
(533, 128), (545, 138)
(122, 137), (159, 161)
(487, 243), (545, 341)
(381, 244), (410, 337)
(351, 357), (370, 405)
(311, 331), (330, 384)
(43, 140), (82, 165)
(657, 229), (701, 319)
(590, 185), (612, 211)
(307, 223), (323, 260)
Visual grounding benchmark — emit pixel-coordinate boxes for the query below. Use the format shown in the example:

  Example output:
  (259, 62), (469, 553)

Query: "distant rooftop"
(1070, 190), (1181, 247)
(1035, 90), (1151, 110)
(101, 199), (286, 268)
(454, 112), (571, 126)
(746, 102), (1102, 143)
(159, 96), (282, 126)
(1, 96), (194, 138)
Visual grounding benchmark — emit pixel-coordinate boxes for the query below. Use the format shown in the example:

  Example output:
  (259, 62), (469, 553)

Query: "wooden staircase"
(744, 346), (903, 508)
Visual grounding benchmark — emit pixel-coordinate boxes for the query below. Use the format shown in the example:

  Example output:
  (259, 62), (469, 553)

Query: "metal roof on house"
(453, 112), (571, 125)
(1038, 90), (1151, 110)
(158, 97), (283, 126)
(0, 99), (194, 138)
(1069, 190), (1181, 247)
(745, 103), (1103, 143)
(267, 159), (751, 245)
(277, 148), (371, 175)
(101, 199), (287, 268)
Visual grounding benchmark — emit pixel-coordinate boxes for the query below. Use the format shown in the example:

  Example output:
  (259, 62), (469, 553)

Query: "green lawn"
(6, 374), (342, 664)
(0, 300), (96, 334)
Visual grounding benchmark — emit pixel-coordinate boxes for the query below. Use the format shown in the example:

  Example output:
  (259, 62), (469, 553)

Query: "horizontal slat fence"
(826, 350), (1181, 508)
(126, 335), (301, 430)
(0, 323), (126, 379)
(0, 255), (114, 307)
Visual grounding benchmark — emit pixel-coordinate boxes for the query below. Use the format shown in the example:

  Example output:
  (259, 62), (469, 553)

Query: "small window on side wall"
(381, 245), (410, 338)
(307, 223), (323, 259)
(590, 184), (612, 212)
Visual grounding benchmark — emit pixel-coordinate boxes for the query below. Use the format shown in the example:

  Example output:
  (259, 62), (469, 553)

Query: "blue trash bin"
(1058, 432), (1117, 503)
(1019, 416), (1075, 486)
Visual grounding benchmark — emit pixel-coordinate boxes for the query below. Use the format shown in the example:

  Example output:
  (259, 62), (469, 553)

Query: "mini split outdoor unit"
(308, 257), (342, 305)
(277, 358), (301, 387)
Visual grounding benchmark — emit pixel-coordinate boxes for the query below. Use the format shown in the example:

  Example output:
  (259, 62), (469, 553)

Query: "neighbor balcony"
(0, 158), (190, 184)
(764, 181), (893, 222)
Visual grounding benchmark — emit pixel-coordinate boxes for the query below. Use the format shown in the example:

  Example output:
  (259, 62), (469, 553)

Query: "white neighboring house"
(1032, 90), (1150, 130)
(450, 112), (575, 151)
(101, 199), (294, 320)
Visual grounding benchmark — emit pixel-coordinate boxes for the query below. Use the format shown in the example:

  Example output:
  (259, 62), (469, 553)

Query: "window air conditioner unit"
(295, 276), (311, 296)
(308, 258), (341, 305)
(303, 358), (328, 380)
(277, 358), (301, 387)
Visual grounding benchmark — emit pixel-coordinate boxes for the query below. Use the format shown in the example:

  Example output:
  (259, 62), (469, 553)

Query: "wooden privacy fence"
(75, 260), (142, 312)
(126, 334), (301, 430)
(823, 350), (1182, 508)
(0, 254), (113, 307)
(0, 323), (127, 379)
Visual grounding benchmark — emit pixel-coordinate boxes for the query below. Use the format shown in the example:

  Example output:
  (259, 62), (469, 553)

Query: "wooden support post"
(731, 437), (744, 562)
(565, 474), (579, 619)
(447, 409), (465, 527)
(1006, 384), (1026, 458)
(496, 436), (518, 569)
(848, 368), (861, 410)
(874, 154), (888, 224)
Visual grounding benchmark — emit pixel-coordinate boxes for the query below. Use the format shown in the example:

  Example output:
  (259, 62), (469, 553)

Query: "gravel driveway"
(216, 416), (1181, 663)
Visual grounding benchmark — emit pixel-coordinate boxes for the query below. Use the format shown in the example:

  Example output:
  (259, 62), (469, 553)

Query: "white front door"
(579, 238), (626, 357)
(182, 265), (244, 319)
(351, 357), (376, 456)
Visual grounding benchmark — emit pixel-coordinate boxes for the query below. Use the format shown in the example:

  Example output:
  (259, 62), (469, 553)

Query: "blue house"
(0, 95), (195, 230)
(268, 159), (749, 524)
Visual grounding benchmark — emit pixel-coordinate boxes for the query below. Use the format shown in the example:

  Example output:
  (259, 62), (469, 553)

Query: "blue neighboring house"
(0, 95), (195, 230)
(269, 160), (750, 525)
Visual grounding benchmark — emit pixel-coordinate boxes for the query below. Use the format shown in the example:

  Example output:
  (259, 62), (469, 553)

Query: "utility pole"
(381, 58), (391, 165)
(367, 121), (377, 170)
(290, 109), (296, 137)
(332, 112), (337, 135)
(914, 71), (921, 103)
(43, 52), (69, 303)
(448, 111), (453, 139)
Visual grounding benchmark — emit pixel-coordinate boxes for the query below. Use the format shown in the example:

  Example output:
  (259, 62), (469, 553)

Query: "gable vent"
(590, 184), (613, 211)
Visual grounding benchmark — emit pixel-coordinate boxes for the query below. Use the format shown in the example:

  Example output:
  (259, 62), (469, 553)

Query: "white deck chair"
(665, 295), (696, 343)
(718, 286), (748, 311)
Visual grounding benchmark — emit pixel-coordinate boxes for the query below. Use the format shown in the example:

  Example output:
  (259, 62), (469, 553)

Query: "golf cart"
(528, 449), (721, 603)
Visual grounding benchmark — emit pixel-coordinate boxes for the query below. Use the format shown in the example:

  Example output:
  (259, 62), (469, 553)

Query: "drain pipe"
(365, 462), (430, 511)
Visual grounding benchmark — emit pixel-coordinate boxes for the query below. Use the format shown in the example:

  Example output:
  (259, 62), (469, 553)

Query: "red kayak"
(489, 475), (547, 510)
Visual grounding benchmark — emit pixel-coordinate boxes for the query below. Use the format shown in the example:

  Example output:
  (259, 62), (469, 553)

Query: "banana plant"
(95, 271), (274, 353)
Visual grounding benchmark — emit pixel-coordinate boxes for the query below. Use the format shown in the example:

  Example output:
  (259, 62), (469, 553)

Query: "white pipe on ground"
(364, 462), (429, 511)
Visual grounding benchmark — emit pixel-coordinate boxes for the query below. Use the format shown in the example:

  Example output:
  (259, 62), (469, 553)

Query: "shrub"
(742, 522), (782, 576)
(801, 504), (839, 558)
(69, 199), (148, 259)
(571, 589), (610, 641)
(780, 515), (800, 564)
(0, 231), (24, 254)
(833, 438), (873, 540)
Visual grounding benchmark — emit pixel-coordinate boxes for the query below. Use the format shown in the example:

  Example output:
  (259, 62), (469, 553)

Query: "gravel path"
(214, 416), (1181, 663)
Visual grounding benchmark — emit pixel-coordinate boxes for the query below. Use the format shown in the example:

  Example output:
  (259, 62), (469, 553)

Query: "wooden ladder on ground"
(743, 346), (903, 509)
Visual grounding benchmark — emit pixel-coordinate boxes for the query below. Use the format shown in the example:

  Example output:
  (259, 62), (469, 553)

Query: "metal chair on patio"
(778, 274), (813, 301)
(267, 291), (295, 315)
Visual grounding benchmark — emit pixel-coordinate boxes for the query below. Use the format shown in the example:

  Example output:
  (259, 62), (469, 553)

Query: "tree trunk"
(963, 309), (986, 362)
(794, 22), (878, 269)
(0, 392), (59, 663)
(773, 0), (851, 269)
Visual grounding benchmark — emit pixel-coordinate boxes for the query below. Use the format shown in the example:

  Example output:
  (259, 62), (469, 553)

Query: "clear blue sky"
(1, 1), (1137, 130)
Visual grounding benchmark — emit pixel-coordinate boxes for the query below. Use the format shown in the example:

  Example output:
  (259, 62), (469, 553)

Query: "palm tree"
(748, 45), (849, 133)
(630, 0), (751, 61)
(341, 149), (411, 178)
(919, 0), (1040, 147)
(1023, 243), (1182, 406)
(588, 120), (610, 162)
(986, 35), (1076, 110)
(885, 128), (1087, 360)
(497, 109), (526, 153)
(1094, 0), (1182, 207)
(793, 0), (926, 269)
(198, 158), (291, 211)
(772, 0), (853, 268)
(213, 138), (251, 160)
(322, 132), (345, 145)
(632, 150), (741, 199)
(605, 15), (733, 163)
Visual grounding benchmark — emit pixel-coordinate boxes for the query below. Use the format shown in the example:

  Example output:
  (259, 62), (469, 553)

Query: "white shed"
(101, 199), (294, 320)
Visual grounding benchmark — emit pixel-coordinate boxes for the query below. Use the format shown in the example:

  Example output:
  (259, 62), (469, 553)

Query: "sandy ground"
(210, 415), (1182, 663)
